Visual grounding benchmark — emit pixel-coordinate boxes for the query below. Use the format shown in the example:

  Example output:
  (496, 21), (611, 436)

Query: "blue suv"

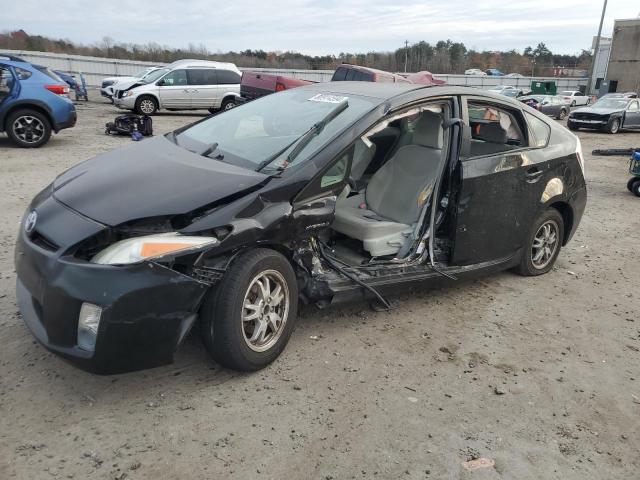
(0, 55), (77, 147)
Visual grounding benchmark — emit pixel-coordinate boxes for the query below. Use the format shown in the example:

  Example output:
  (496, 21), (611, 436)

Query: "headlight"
(122, 91), (134, 97)
(91, 233), (217, 265)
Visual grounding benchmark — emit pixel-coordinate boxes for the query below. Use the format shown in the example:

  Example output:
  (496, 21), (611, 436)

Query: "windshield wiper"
(256, 100), (349, 172)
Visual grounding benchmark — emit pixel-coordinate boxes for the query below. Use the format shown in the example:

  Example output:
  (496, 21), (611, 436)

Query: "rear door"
(0, 64), (15, 108)
(452, 98), (550, 265)
(158, 69), (191, 108)
(215, 69), (241, 108)
(187, 68), (218, 109)
(623, 100), (640, 128)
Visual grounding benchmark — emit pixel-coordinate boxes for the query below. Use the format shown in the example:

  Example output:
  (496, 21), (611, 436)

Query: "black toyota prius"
(15, 83), (586, 374)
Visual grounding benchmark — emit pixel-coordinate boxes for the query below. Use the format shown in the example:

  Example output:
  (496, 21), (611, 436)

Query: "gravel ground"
(0, 98), (639, 480)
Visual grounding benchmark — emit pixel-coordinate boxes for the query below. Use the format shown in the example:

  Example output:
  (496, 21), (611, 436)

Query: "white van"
(113, 60), (242, 114)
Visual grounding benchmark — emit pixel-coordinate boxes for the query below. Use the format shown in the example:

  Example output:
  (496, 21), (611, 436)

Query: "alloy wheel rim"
(224, 102), (235, 110)
(531, 220), (559, 269)
(241, 270), (289, 352)
(140, 99), (155, 114)
(611, 119), (620, 133)
(13, 116), (45, 143)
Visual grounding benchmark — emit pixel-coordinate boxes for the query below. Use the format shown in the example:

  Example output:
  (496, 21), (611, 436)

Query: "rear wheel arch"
(549, 201), (573, 245)
(3, 102), (54, 132)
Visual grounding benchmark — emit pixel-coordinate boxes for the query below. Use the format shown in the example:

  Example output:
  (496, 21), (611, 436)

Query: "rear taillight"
(275, 82), (286, 92)
(45, 85), (69, 96)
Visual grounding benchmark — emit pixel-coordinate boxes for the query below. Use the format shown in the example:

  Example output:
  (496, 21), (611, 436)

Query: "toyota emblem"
(24, 210), (37, 234)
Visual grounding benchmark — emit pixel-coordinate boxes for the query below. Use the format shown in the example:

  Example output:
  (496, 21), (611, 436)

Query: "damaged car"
(15, 82), (586, 374)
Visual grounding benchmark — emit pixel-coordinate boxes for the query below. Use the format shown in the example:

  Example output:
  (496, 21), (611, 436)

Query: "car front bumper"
(568, 118), (607, 127)
(113, 95), (137, 110)
(14, 205), (209, 374)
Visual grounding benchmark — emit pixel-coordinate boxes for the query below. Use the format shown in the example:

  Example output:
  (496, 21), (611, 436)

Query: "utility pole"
(586, 0), (608, 95)
(404, 40), (409, 73)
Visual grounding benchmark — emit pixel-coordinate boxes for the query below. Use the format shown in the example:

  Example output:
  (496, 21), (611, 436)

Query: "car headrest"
(412, 111), (443, 149)
(478, 122), (507, 144)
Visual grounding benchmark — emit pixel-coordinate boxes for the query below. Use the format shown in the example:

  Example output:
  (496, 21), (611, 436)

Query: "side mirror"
(156, 79), (165, 86)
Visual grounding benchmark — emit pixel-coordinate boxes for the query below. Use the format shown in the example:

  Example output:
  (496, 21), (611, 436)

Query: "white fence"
(3, 49), (587, 90)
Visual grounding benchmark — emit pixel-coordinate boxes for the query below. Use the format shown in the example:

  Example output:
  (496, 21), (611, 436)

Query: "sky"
(2, 0), (638, 56)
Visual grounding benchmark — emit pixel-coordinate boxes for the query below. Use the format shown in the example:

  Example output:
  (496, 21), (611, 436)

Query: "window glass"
(627, 101), (639, 111)
(321, 152), (350, 188)
(175, 88), (377, 171)
(525, 112), (551, 148)
(14, 67), (31, 80)
(345, 69), (356, 81)
(0, 67), (14, 101)
(332, 67), (347, 81)
(187, 69), (217, 85)
(217, 69), (241, 85)
(467, 102), (525, 157)
(161, 69), (187, 86)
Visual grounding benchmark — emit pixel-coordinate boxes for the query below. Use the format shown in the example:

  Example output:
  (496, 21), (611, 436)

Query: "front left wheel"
(631, 179), (640, 197)
(515, 208), (564, 276)
(200, 248), (298, 371)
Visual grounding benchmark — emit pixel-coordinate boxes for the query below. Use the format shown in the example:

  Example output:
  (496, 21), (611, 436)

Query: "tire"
(557, 109), (567, 120)
(200, 248), (298, 371)
(207, 108), (217, 114)
(607, 117), (620, 134)
(6, 109), (52, 148)
(571, 100), (576, 107)
(567, 121), (579, 131)
(631, 179), (640, 197)
(220, 97), (237, 111)
(515, 208), (565, 276)
(135, 95), (158, 115)
(627, 177), (639, 192)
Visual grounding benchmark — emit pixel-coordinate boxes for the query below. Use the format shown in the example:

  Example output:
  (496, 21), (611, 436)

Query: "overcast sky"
(2, 0), (638, 55)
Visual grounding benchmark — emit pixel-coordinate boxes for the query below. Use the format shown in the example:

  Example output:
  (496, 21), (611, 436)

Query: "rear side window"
(467, 102), (526, 157)
(15, 67), (32, 80)
(187, 69), (217, 85)
(345, 69), (357, 81)
(525, 112), (551, 148)
(217, 69), (241, 85)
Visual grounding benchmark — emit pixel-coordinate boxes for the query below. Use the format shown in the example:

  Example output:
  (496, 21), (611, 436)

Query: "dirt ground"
(0, 97), (639, 480)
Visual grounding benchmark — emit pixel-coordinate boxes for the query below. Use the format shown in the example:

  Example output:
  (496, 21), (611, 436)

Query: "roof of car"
(168, 59), (239, 71)
(293, 82), (525, 106)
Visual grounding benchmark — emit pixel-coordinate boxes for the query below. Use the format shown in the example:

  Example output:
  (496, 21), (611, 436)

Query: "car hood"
(103, 76), (138, 84)
(113, 79), (146, 92)
(572, 106), (622, 115)
(52, 136), (268, 226)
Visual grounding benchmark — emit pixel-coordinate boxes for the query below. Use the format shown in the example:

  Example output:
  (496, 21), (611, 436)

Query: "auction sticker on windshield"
(308, 94), (349, 104)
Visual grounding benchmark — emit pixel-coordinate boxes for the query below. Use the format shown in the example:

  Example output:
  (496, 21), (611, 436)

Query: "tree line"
(1, 30), (591, 76)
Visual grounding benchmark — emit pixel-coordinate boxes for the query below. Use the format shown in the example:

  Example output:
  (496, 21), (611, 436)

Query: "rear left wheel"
(220, 98), (237, 111)
(6, 109), (52, 148)
(515, 208), (564, 276)
(200, 248), (298, 371)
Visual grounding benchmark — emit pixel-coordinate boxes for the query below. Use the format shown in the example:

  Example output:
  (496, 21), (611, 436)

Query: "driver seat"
(332, 111), (443, 257)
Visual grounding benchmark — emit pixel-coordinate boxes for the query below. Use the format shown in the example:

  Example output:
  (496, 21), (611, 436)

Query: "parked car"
(505, 73), (524, 78)
(101, 66), (161, 100)
(405, 71), (446, 86)
(113, 60), (242, 115)
(485, 69), (505, 76)
(568, 97), (640, 133)
(15, 82), (586, 373)
(331, 64), (411, 83)
(560, 90), (590, 107)
(519, 95), (569, 120)
(487, 85), (522, 97)
(0, 56), (76, 147)
(240, 71), (311, 101)
(600, 92), (638, 99)
(464, 68), (486, 76)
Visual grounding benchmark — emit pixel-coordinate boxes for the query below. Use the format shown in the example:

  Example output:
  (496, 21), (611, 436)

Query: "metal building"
(605, 18), (640, 94)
